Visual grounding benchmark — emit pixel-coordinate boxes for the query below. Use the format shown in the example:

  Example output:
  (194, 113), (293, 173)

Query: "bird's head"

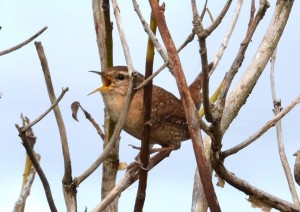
(89, 66), (141, 96)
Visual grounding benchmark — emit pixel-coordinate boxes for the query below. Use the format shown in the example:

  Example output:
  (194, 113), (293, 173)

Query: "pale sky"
(1, 1), (300, 211)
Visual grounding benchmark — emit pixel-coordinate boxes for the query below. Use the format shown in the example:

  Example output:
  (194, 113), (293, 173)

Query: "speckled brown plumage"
(92, 66), (202, 147)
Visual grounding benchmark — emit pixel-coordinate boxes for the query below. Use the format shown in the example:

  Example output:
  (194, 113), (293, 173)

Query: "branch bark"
(149, 1), (221, 211)
(270, 49), (300, 206)
(35, 41), (76, 212)
(134, 11), (157, 211)
(221, 0), (293, 133)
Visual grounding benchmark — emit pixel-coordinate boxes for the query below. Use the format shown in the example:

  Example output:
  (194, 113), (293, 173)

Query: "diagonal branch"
(218, 1), (269, 121)
(220, 0), (296, 133)
(210, 0), (243, 75)
(22, 88), (69, 132)
(92, 150), (173, 211)
(149, 1), (221, 211)
(133, 0), (169, 64)
(35, 41), (76, 211)
(222, 94), (300, 158)
(16, 126), (57, 212)
(0, 27), (47, 56)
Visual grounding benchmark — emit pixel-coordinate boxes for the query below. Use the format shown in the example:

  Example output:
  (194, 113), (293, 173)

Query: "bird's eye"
(117, 73), (125, 80)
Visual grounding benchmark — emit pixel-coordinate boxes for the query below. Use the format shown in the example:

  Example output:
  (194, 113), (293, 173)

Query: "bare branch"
(134, 10), (157, 211)
(222, 94), (300, 158)
(220, 0), (297, 133)
(92, 150), (173, 211)
(15, 126), (57, 212)
(270, 50), (300, 206)
(92, 0), (108, 69)
(199, 0), (233, 37)
(199, 0), (208, 21)
(111, 0), (134, 75)
(133, 0), (169, 64)
(215, 163), (300, 212)
(13, 154), (40, 212)
(210, 0), (243, 75)
(22, 88), (69, 132)
(34, 41), (76, 211)
(135, 30), (195, 91)
(218, 1), (269, 121)
(0, 27), (47, 56)
(149, 1), (220, 211)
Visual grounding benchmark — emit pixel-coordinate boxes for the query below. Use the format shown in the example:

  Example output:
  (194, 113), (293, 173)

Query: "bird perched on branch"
(89, 66), (203, 147)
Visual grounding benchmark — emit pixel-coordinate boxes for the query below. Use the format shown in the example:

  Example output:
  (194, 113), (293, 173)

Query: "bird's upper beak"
(88, 71), (112, 95)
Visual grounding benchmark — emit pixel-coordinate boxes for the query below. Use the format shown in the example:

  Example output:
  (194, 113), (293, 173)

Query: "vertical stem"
(270, 50), (300, 206)
(134, 12), (157, 212)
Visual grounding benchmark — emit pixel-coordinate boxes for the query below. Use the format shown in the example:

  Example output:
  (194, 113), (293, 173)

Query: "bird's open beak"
(88, 71), (112, 95)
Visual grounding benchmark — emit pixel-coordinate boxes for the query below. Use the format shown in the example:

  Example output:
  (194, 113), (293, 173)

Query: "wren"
(90, 66), (203, 147)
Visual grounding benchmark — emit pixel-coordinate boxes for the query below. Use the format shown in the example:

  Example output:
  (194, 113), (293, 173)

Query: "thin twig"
(270, 50), (300, 206)
(92, 150), (173, 212)
(199, 0), (208, 21)
(111, 0), (134, 75)
(22, 88), (69, 132)
(135, 30), (195, 90)
(132, 0), (169, 64)
(0, 27), (47, 56)
(210, 0), (243, 75)
(199, 0), (233, 38)
(222, 94), (300, 158)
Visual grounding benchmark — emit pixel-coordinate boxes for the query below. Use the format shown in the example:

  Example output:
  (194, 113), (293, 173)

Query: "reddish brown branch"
(149, 1), (220, 211)
(134, 12), (157, 211)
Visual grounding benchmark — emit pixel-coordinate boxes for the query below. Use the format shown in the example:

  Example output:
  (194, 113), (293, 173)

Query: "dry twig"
(0, 27), (47, 56)
(270, 49), (300, 206)
(35, 41), (76, 211)
(222, 94), (300, 158)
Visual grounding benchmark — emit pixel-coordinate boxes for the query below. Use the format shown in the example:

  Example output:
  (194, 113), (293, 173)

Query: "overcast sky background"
(1, 1), (300, 211)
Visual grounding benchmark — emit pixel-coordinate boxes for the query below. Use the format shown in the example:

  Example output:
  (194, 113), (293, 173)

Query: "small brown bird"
(90, 66), (203, 147)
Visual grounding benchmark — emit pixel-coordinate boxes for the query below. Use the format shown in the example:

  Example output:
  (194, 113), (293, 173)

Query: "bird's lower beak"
(88, 71), (112, 95)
